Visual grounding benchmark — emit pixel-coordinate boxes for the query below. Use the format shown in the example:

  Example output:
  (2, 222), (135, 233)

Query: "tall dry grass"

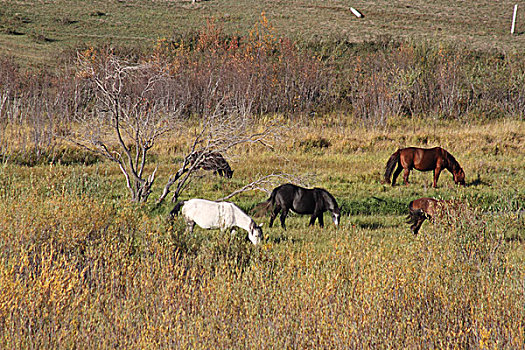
(0, 183), (523, 348)
(0, 116), (524, 348)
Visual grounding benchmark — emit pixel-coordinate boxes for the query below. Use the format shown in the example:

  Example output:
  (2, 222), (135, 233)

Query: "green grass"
(0, 117), (524, 347)
(1, 0), (524, 69)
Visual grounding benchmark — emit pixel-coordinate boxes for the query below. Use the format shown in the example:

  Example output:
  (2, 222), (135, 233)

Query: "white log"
(350, 7), (363, 18)
(511, 4), (518, 34)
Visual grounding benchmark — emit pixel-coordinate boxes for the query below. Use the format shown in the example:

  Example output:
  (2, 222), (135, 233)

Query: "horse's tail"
(254, 189), (277, 217)
(169, 201), (185, 219)
(384, 149), (400, 184)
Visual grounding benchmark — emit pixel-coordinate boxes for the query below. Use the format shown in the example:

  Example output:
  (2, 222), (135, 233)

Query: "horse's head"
(331, 207), (341, 227)
(248, 221), (263, 245)
(319, 188), (341, 227)
(446, 152), (465, 186)
(454, 168), (466, 186)
(225, 169), (234, 179)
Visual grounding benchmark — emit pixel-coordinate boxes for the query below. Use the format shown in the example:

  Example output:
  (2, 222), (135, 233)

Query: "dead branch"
(73, 49), (285, 205)
(70, 51), (184, 202)
(156, 99), (282, 205)
(217, 173), (308, 202)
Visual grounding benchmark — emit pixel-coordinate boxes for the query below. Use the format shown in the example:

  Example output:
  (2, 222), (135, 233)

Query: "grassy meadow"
(1, 116), (524, 348)
(0, 0), (525, 348)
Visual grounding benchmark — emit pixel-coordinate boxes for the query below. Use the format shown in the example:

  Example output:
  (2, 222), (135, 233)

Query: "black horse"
(187, 151), (234, 178)
(257, 183), (340, 229)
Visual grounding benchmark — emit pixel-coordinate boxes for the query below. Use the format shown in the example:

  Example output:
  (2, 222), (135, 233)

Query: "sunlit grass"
(0, 116), (523, 348)
(2, 0), (524, 69)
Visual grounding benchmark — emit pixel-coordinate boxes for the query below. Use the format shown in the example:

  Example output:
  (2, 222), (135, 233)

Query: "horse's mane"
(443, 149), (460, 170)
(315, 188), (338, 207)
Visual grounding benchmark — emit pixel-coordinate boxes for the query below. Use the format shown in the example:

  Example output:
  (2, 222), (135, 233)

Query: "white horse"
(170, 199), (263, 245)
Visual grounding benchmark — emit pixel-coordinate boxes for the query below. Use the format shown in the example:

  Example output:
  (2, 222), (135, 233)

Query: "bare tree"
(71, 50), (284, 205)
(156, 107), (280, 205)
(71, 51), (183, 202)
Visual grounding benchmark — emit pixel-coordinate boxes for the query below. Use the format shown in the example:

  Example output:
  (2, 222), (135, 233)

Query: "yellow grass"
(0, 116), (524, 348)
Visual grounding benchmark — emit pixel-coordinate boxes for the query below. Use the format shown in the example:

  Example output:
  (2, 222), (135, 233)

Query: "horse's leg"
(230, 228), (237, 240)
(269, 205), (280, 227)
(391, 165), (403, 186)
(413, 216), (426, 235)
(433, 168), (442, 188)
(403, 168), (410, 185)
(186, 221), (195, 233)
(317, 213), (324, 228)
(280, 208), (289, 230)
(308, 212), (324, 227)
(308, 214), (317, 226)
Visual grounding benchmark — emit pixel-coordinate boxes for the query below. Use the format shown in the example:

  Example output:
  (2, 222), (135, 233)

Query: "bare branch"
(71, 51), (184, 202)
(156, 107), (283, 205)
(74, 49), (285, 205)
(217, 173), (309, 201)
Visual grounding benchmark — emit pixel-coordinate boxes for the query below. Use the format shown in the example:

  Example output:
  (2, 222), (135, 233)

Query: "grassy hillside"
(1, 0), (524, 69)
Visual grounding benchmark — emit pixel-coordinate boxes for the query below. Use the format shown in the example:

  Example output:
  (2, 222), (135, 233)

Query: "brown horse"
(384, 147), (465, 188)
(406, 197), (447, 235)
